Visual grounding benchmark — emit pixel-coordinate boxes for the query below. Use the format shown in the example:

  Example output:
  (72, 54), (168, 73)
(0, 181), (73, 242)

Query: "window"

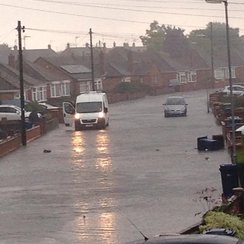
(215, 67), (236, 80)
(95, 79), (103, 91)
(178, 72), (188, 83)
(61, 80), (70, 96)
(122, 77), (131, 83)
(80, 81), (91, 93)
(0, 106), (18, 113)
(14, 91), (27, 100)
(51, 80), (70, 97)
(32, 86), (47, 101)
(51, 82), (61, 97)
(188, 71), (197, 82)
(152, 74), (159, 84)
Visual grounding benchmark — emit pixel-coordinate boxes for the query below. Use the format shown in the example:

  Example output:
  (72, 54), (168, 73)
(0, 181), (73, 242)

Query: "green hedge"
(200, 211), (244, 239)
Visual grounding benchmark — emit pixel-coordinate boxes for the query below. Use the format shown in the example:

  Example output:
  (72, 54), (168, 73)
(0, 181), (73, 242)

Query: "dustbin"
(212, 135), (224, 149)
(237, 163), (244, 188)
(219, 164), (239, 198)
(197, 136), (208, 151)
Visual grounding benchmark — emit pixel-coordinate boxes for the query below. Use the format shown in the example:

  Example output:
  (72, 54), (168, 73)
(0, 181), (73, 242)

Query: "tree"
(140, 21), (166, 51)
(140, 21), (188, 57)
(163, 26), (188, 58)
(188, 22), (241, 54)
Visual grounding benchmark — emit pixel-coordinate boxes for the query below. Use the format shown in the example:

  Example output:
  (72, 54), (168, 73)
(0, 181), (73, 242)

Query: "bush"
(237, 149), (244, 164)
(199, 211), (244, 239)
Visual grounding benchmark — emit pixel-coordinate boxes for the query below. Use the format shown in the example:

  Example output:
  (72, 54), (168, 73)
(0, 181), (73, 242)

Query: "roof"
(60, 65), (90, 74)
(0, 62), (45, 89)
(10, 47), (58, 62)
(34, 56), (93, 81)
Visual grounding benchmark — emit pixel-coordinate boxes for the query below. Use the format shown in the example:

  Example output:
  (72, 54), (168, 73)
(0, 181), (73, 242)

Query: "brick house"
(0, 62), (46, 101)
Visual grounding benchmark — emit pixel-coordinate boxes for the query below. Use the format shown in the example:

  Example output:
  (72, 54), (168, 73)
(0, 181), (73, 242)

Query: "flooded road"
(0, 90), (230, 244)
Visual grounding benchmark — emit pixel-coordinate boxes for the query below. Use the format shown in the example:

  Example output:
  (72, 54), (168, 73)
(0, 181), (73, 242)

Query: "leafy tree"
(188, 22), (241, 54)
(163, 26), (189, 58)
(140, 20), (166, 51)
(140, 21), (188, 57)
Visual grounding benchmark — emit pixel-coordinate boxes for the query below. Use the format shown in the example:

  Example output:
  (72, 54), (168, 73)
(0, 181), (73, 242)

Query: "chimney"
(113, 42), (116, 48)
(127, 50), (133, 74)
(66, 43), (70, 49)
(48, 44), (51, 49)
(8, 54), (15, 68)
(103, 42), (106, 48)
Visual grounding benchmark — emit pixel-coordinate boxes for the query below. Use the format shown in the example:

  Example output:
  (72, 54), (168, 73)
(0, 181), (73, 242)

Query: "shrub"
(199, 211), (244, 239)
(237, 149), (244, 164)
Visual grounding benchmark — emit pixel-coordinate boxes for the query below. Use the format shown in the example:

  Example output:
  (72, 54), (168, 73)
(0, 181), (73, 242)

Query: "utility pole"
(206, 22), (215, 114)
(17, 21), (26, 146)
(210, 22), (214, 89)
(89, 28), (95, 91)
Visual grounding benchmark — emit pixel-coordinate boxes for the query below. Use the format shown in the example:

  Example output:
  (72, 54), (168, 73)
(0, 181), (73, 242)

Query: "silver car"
(163, 96), (187, 117)
(222, 85), (244, 96)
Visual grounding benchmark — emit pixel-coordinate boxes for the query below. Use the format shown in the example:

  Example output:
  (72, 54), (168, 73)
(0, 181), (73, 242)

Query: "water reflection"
(72, 131), (86, 155)
(96, 131), (112, 172)
(71, 130), (117, 243)
(75, 208), (118, 243)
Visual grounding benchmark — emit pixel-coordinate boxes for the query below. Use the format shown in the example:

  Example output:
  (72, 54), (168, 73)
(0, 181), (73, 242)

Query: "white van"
(63, 91), (109, 130)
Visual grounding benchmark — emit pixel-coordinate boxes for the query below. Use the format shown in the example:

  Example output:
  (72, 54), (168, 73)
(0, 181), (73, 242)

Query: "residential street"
(0, 90), (230, 244)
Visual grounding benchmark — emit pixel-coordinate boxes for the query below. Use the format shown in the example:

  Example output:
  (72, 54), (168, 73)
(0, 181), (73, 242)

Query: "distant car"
(38, 102), (59, 110)
(0, 105), (31, 121)
(163, 96), (187, 117)
(128, 234), (243, 244)
(222, 85), (244, 96)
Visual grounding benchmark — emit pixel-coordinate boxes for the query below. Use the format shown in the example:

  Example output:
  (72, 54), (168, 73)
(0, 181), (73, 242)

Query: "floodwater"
(0, 90), (230, 244)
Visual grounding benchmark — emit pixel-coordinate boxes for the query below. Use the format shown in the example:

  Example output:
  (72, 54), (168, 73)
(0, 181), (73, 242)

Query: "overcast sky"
(0, 0), (244, 51)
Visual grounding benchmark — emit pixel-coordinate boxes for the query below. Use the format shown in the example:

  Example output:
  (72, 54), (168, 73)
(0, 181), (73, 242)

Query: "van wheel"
(99, 121), (106, 130)
(75, 121), (82, 131)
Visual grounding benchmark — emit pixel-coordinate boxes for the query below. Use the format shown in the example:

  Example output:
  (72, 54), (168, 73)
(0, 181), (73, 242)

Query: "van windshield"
(76, 102), (102, 113)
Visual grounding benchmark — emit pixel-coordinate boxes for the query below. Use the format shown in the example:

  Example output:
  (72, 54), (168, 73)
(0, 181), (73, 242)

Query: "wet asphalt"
(0, 90), (230, 244)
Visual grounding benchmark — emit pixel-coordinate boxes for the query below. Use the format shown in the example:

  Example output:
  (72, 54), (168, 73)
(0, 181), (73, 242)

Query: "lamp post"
(205, 0), (236, 163)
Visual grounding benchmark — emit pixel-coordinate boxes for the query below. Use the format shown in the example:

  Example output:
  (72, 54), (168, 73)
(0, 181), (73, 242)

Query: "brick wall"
(0, 119), (58, 158)
(0, 136), (21, 157)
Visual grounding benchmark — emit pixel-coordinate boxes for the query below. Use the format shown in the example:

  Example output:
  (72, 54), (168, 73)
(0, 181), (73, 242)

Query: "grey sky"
(0, 0), (244, 51)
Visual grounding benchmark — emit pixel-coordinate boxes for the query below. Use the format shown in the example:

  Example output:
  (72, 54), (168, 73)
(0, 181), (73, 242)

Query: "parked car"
(0, 105), (31, 121)
(128, 234), (244, 244)
(38, 102), (59, 110)
(163, 96), (187, 117)
(222, 85), (244, 96)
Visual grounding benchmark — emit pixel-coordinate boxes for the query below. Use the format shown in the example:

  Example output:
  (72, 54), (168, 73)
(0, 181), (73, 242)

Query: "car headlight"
(75, 113), (81, 119)
(98, 112), (105, 118)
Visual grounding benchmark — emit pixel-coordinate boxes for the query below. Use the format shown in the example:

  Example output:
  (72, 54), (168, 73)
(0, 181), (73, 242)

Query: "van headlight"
(75, 113), (81, 119)
(98, 112), (105, 118)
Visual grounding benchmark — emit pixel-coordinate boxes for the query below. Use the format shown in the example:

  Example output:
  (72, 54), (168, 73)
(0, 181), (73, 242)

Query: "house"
(192, 42), (244, 89)
(0, 62), (46, 101)
(0, 43), (223, 104)
(33, 55), (99, 104)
